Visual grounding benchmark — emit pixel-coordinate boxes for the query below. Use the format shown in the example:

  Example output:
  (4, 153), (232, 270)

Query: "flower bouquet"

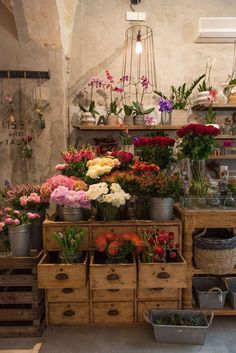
(51, 226), (86, 263)
(86, 182), (131, 221)
(86, 156), (120, 180)
(109, 150), (134, 169)
(96, 231), (143, 263)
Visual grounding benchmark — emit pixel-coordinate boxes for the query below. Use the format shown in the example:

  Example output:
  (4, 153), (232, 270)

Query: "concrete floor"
(0, 317), (235, 353)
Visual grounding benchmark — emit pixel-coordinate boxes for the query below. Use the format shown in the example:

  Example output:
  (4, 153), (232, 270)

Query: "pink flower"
(55, 163), (68, 171)
(113, 87), (124, 93)
(13, 219), (20, 225)
(144, 115), (155, 126)
(4, 217), (13, 225)
(4, 95), (13, 104)
(27, 212), (36, 220)
(19, 196), (28, 206)
(27, 193), (41, 203)
(13, 210), (21, 215)
(4, 207), (12, 212)
(0, 222), (5, 231)
(33, 213), (40, 219)
(50, 185), (68, 205)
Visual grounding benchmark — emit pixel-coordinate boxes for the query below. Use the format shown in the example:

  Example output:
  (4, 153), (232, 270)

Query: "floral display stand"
(39, 218), (185, 325)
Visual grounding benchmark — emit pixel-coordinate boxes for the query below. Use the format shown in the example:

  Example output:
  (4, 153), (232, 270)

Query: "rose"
(13, 219), (20, 225)
(4, 218), (13, 225)
(0, 222), (5, 231)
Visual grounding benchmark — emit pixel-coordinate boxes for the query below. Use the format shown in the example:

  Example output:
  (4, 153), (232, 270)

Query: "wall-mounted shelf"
(0, 70), (50, 79)
(208, 155), (236, 160)
(74, 124), (182, 131)
(192, 103), (236, 111)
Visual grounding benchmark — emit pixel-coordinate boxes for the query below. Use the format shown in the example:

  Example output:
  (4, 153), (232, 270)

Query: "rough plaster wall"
(0, 0), (67, 187)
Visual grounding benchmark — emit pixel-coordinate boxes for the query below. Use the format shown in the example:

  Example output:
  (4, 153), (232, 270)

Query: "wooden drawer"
(92, 289), (135, 302)
(38, 252), (88, 289)
(138, 288), (179, 300)
(47, 287), (89, 302)
(138, 253), (187, 289)
(92, 302), (134, 324)
(90, 252), (136, 289)
(48, 302), (89, 325)
(43, 224), (89, 251)
(91, 225), (136, 248)
(137, 224), (181, 250)
(138, 300), (179, 323)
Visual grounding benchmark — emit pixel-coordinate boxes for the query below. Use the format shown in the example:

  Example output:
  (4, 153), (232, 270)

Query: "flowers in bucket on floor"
(96, 231), (143, 263)
(86, 156), (120, 179)
(50, 185), (91, 209)
(56, 146), (95, 178)
(140, 227), (179, 262)
(134, 135), (176, 170)
(51, 226), (86, 263)
(40, 175), (88, 202)
(0, 207), (40, 230)
(108, 150), (134, 169)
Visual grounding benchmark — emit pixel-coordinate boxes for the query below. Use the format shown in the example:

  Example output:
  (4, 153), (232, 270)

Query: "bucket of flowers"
(138, 227), (187, 289)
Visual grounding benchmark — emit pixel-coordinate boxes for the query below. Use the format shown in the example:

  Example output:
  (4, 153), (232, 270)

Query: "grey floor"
(0, 317), (235, 353)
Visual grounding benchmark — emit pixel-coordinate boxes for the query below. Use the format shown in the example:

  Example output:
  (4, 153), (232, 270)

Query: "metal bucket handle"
(207, 286), (224, 303)
(143, 310), (151, 324)
(195, 228), (207, 238)
(205, 311), (214, 327)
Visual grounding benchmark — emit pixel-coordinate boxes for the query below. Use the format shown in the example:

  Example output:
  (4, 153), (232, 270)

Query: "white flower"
(86, 183), (109, 200)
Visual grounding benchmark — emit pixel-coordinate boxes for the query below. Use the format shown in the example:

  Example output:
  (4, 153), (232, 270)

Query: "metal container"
(31, 210), (46, 250)
(149, 197), (174, 221)
(193, 276), (228, 309)
(144, 309), (214, 345)
(62, 207), (83, 222)
(8, 224), (31, 257)
(224, 277), (236, 309)
(124, 115), (134, 125)
(134, 114), (144, 125)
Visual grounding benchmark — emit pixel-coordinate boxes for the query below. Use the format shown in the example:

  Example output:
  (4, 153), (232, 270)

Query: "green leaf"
(143, 107), (155, 114)
(229, 79), (236, 86)
(79, 104), (87, 112)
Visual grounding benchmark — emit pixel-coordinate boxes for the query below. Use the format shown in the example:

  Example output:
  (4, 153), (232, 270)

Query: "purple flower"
(158, 98), (173, 112)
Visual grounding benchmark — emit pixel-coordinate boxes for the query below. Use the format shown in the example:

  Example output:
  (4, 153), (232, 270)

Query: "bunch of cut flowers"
(140, 227), (179, 263)
(109, 150), (134, 169)
(0, 207), (40, 231)
(86, 156), (120, 179)
(50, 185), (91, 209)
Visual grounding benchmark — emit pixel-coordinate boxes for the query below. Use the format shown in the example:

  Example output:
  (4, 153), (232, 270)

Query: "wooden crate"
(138, 253), (187, 289)
(138, 300), (179, 323)
(91, 224), (136, 248)
(137, 288), (179, 300)
(43, 220), (89, 251)
(38, 251), (88, 289)
(92, 301), (135, 324)
(0, 250), (45, 337)
(48, 302), (90, 325)
(47, 287), (89, 302)
(92, 289), (135, 302)
(90, 251), (136, 290)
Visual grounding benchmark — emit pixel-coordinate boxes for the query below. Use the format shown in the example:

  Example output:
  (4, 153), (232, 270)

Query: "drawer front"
(92, 289), (135, 302)
(38, 253), (87, 289)
(48, 303), (89, 325)
(47, 287), (89, 302)
(138, 259), (187, 289)
(138, 288), (179, 300)
(90, 263), (136, 289)
(92, 302), (134, 324)
(138, 300), (179, 323)
(137, 225), (181, 250)
(91, 225), (136, 248)
(43, 225), (89, 251)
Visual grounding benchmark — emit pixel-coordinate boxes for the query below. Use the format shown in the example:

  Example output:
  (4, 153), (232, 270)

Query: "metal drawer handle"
(106, 273), (120, 281)
(156, 272), (170, 279)
(62, 288), (74, 293)
(107, 309), (119, 316)
(63, 310), (75, 317)
(148, 288), (164, 292)
(55, 273), (69, 280)
(107, 289), (120, 292)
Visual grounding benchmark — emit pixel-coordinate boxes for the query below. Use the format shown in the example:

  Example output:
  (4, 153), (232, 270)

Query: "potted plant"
(86, 182), (131, 221)
(123, 104), (134, 125)
(204, 89), (218, 125)
(132, 101), (155, 125)
(51, 226), (86, 263)
(158, 98), (173, 125)
(119, 129), (134, 155)
(104, 70), (123, 125)
(155, 74), (205, 124)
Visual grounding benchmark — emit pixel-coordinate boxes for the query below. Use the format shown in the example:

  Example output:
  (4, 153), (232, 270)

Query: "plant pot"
(96, 203), (120, 221)
(8, 224), (31, 257)
(31, 209), (46, 250)
(62, 207), (83, 222)
(107, 114), (119, 125)
(161, 111), (172, 125)
(124, 115), (134, 125)
(149, 197), (174, 221)
(171, 109), (188, 125)
(195, 91), (211, 105)
(80, 112), (96, 126)
(120, 144), (134, 155)
(134, 114), (144, 125)
(134, 196), (150, 220)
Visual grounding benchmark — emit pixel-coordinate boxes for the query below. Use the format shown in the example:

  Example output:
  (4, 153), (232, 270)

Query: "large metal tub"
(144, 309), (214, 345)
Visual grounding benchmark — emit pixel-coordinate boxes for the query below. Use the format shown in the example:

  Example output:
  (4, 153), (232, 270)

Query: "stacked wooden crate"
(39, 219), (186, 325)
(0, 250), (45, 337)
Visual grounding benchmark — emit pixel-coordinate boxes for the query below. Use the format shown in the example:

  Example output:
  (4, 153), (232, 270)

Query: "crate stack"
(0, 250), (45, 337)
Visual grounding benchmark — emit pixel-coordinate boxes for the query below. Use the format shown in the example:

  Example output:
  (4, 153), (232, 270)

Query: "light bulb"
(135, 30), (142, 54)
(135, 41), (142, 54)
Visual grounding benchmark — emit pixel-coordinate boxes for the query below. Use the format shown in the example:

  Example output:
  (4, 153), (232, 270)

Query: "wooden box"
(138, 300), (179, 323)
(92, 289), (135, 302)
(47, 287), (89, 302)
(137, 288), (179, 300)
(48, 302), (89, 325)
(90, 251), (136, 290)
(92, 302), (134, 324)
(43, 219), (89, 251)
(138, 253), (187, 289)
(38, 252), (88, 289)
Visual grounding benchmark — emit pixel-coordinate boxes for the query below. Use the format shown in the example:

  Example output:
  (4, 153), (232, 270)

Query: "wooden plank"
(0, 319), (45, 337)
(0, 274), (37, 287)
(92, 289), (135, 302)
(137, 288), (179, 300)
(92, 301), (134, 324)
(0, 308), (41, 321)
(0, 250), (44, 268)
(47, 287), (89, 302)
(0, 291), (43, 304)
(48, 302), (89, 325)
(138, 300), (179, 323)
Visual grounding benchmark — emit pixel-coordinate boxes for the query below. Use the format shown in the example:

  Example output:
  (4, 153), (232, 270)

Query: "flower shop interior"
(1, 0), (236, 352)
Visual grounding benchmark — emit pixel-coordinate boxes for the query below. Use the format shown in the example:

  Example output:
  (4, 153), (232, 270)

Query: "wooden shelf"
(215, 135), (236, 140)
(208, 155), (236, 160)
(73, 124), (183, 131)
(192, 103), (236, 111)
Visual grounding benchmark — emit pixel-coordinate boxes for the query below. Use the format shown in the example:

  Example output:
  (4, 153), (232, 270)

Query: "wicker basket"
(193, 228), (236, 275)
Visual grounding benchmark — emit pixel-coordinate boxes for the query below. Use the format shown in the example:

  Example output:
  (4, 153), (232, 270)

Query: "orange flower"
(108, 241), (120, 256)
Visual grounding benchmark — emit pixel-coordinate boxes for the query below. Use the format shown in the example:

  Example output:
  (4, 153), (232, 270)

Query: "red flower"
(154, 245), (164, 256)
(108, 241), (120, 256)
(177, 123), (220, 138)
(170, 251), (177, 259)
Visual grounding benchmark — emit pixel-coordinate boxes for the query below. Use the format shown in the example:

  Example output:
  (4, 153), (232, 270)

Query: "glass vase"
(161, 111), (171, 125)
(97, 203), (120, 221)
(189, 159), (206, 197)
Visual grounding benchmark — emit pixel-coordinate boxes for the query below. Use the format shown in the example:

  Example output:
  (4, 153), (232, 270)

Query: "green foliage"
(204, 106), (217, 124)
(132, 102), (155, 115)
(138, 145), (175, 170)
(155, 74), (205, 109)
(198, 79), (212, 92)
(179, 134), (217, 160)
(109, 101), (122, 115)
(154, 313), (206, 326)
(79, 100), (99, 116)
(124, 104), (133, 116)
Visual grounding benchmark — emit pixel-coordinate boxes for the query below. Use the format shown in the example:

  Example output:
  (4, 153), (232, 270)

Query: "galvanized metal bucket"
(62, 206), (83, 222)
(224, 277), (236, 309)
(149, 197), (174, 221)
(144, 309), (214, 345)
(134, 114), (144, 125)
(8, 224), (31, 257)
